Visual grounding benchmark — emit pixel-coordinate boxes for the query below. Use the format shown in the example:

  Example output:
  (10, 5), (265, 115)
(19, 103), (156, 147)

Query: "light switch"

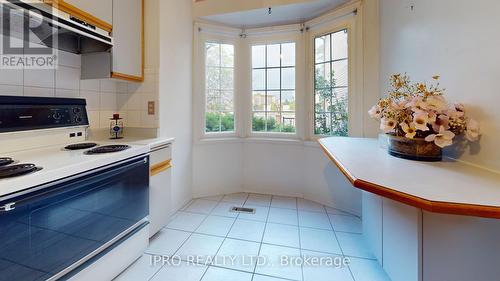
(148, 101), (155, 115)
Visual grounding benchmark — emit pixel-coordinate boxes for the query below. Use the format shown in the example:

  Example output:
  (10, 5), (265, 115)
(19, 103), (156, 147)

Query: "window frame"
(193, 25), (241, 140)
(244, 32), (303, 139)
(306, 15), (363, 140)
(250, 42), (297, 135)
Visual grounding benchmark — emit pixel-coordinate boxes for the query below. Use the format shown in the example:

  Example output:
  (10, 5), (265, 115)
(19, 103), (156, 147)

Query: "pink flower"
(368, 105), (382, 119)
(455, 103), (465, 112)
(446, 107), (464, 119)
(380, 118), (397, 133)
(391, 100), (406, 111)
(406, 97), (426, 111)
(400, 122), (417, 139)
(431, 114), (450, 132)
(425, 96), (448, 112)
(465, 119), (480, 142)
(413, 112), (430, 131)
(425, 126), (455, 148)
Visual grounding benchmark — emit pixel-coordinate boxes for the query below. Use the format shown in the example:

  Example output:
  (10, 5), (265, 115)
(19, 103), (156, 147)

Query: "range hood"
(1, 0), (113, 54)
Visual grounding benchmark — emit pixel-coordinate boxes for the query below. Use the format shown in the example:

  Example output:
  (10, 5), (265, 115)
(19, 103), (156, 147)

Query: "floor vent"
(230, 207), (255, 214)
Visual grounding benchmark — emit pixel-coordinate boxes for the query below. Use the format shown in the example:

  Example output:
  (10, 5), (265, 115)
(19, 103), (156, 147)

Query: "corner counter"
(319, 137), (500, 281)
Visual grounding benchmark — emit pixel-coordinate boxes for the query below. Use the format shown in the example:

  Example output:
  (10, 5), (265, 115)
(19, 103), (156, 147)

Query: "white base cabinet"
(149, 142), (173, 237)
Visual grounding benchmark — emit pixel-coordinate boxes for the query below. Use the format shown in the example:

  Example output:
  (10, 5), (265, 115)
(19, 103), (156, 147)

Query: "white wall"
(157, 0), (194, 211)
(380, 0), (500, 171)
(193, 140), (362, 215)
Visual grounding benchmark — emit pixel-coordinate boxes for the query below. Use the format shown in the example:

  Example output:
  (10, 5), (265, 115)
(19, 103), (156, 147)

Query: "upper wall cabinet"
(45, 0), (113, 32)
(80, 0), (144, 82)
(111, 0), (144, 82)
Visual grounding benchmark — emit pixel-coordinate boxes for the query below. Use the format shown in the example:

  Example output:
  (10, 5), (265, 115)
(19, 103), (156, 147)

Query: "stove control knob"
(52, 112), (62, 120)
(73, 107), (81, 114)
(74, 116), (83, 123)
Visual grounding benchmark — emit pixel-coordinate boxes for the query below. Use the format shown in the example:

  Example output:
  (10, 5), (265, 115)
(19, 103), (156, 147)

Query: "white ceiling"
(201, 0), (350, 28)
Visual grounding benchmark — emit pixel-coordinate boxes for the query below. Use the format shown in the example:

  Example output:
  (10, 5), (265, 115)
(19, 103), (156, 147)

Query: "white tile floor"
(115, 193), (390, 281)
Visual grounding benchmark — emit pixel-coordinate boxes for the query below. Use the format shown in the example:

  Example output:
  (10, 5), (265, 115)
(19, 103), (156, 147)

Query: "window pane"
(206, 112), (221, 132)
(266, 91), (280, 112)
(315, 34), (331, 63)
(221, 44), (234, 67)
(206, 90), (219, 111)
(315, 89), (331, 112)
(252, 91), (266, 111)
(252, 45), (265, 68)
(332, 30), (348, 60)
(220, 68), (233, 90)
(315, 63), (331, 89)
(267, 44), (281, 67)
(252, 112), (266, 132)
(333, 60), (348, 87)
(253, 69), (265, 90)
(282, 43), (295, 67)
(267, 68), (280, 90)
(206, 66), (220, 89)
(314, 112), (331, 135)
(266, 112), (279, 132)
(314, 30), (348, 136)
(220, 112), (234, 132)
(221, 90), (234, 111)
(204, 42), (234, 133)
(206, 43), (220, 66)
(252, 42), (296, 134)
(281, 67), (295, 89)
(282, 91), (295, 112)
(282, 111), (296, 132)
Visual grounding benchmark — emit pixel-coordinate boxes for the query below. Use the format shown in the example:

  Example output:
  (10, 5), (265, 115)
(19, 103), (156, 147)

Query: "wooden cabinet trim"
(150, 159), (172, 176)
(43, 0), (113, 32)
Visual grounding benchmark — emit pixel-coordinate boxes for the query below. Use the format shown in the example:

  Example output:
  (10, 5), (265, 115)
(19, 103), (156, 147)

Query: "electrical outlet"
(148, 101), (155, 115)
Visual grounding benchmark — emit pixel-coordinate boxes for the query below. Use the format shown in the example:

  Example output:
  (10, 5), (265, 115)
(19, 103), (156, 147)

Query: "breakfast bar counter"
(319, 137), (500, 281)
(318, 137), (500, 218)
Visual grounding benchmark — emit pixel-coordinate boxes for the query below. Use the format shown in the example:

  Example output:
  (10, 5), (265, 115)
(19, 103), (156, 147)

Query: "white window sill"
(195, 136), (324, 147)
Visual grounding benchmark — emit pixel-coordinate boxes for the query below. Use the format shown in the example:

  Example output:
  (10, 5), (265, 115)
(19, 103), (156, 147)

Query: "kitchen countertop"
(318, 137), (500, 219)
(91, 135), (175, 149)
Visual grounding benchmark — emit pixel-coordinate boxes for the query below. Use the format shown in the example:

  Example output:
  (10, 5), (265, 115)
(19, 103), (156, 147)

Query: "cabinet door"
(149, 167), (172, 237)
(111, 0), (144, 81)
(60, 0), (113, 29)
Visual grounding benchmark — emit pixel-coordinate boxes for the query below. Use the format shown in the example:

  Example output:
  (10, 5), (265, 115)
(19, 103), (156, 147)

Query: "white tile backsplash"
(0, 48), (157, 129)
(0, 85), (23, 96)
(24, 69), (55, 88)
(0, 69), (23, 85)
(55, 66), (80, 90)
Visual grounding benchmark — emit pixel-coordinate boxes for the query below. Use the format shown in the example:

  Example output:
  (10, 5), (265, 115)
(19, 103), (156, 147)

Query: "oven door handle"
(0, 202), (15, 212)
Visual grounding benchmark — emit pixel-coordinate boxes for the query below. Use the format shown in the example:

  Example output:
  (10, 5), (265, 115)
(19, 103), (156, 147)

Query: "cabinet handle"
(0, 202), (16, 212)
(150, 159), (172, 176)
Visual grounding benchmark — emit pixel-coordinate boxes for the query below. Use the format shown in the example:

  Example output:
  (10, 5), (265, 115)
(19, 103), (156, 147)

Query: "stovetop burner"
(65, 143), (98, 150)
(0, 164), (43, 179)
(0, 158), (14, 167)
(84, 145), (131, 155)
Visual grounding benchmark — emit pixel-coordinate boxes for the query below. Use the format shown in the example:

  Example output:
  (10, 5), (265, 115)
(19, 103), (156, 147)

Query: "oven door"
(0, 155), (149, 281)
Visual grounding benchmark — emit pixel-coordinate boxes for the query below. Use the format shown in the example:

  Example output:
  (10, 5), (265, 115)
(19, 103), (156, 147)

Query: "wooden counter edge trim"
(318, 139), (500, 219)
(150, 159), (172, 176)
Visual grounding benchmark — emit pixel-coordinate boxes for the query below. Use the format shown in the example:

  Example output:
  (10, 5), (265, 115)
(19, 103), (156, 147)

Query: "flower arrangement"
(369, 74), (480, 148)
